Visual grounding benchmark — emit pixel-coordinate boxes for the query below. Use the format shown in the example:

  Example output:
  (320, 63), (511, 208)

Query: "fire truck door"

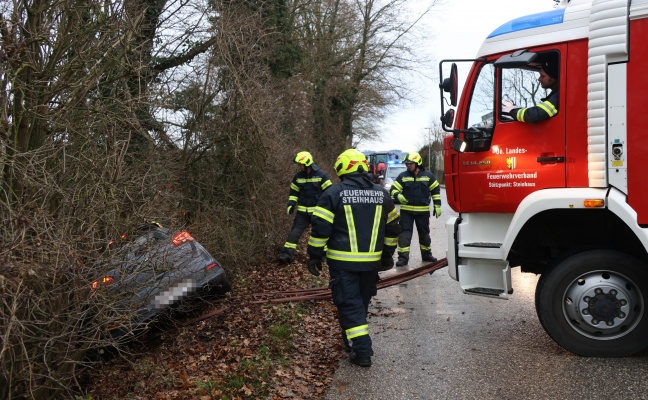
(458, 61), (566, 214)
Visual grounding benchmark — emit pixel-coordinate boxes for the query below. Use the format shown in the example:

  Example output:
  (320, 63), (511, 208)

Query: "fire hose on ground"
(180, 258), (448, 326)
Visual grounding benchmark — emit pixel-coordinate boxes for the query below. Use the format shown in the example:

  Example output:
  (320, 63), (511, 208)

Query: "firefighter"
(370, 172), (385, 187)
(278, 151), (333, 263)
(376, 161), (387, 177)
(390, 152), (442, 267)
(501, 55), (560, 123)
(307, 149), (400, 367)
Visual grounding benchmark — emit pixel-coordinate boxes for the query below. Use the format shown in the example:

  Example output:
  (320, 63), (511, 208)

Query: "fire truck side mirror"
(441, 63), (458, 107)
(442, 109), (455, 128)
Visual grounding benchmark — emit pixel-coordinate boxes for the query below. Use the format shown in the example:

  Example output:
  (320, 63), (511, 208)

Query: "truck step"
(464, 242), (502, 248)
(465, 287), (506, 296)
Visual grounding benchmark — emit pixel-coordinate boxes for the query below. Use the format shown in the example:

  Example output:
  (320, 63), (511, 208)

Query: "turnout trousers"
(397, 210), (432, 262)
(281, 212), (312, 259)
(329, 268), (378, 357)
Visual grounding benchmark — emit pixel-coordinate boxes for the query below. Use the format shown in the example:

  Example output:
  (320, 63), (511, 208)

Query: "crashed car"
(91, 224), (230, 335)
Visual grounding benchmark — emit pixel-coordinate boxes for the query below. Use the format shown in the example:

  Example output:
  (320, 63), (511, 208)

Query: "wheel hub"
(563, 271), (642, 339)
(582, 289), (627, 326)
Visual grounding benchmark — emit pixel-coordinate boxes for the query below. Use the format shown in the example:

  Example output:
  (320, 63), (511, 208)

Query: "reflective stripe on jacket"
(308, 173), (400, 271)
(288, 164), (332, 213)
(390, 168), (441, 211)
(509, 88), (559, 123)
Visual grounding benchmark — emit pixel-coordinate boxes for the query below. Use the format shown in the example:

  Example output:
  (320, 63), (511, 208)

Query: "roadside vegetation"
(84, 251), (342, 399)
(0, 0), (436, 398)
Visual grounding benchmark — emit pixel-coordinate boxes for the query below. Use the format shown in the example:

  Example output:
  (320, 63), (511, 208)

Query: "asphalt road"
(326, 188), (648, 400)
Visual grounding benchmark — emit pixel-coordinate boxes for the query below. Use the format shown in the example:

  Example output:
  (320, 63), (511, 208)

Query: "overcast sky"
(359, 0), (554, 153)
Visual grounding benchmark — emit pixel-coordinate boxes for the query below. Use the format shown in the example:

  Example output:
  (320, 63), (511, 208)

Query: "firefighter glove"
(307, 258), (323, 276)
(433, 205), (442, 218)
(397, 194), (408, 205)
(287, 201), (296, 215)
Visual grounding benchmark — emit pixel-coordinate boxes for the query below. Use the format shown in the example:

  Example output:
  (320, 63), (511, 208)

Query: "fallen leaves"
(84, 251), (343, 399)
(82, 256), (446, 398)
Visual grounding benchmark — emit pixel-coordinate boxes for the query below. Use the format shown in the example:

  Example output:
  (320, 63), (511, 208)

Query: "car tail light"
(91, 276), (115, 290)
(206, 262), (219, 271)
(108, 233), (128, 247)
(172, 231), (194, 246)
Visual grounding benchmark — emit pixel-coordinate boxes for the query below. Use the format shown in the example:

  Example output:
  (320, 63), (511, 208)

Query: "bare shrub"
(0, 0), (432, 397)
(0, 139), (173, 399)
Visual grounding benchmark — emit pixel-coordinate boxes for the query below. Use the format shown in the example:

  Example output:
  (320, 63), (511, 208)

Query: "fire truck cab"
(439, 0), (648, 357)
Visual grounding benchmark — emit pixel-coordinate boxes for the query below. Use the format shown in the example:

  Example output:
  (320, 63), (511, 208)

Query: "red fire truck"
(439, 0), (648, 357)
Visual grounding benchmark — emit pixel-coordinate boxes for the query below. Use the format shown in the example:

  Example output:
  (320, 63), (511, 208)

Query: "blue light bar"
(488, 9), (565, 38)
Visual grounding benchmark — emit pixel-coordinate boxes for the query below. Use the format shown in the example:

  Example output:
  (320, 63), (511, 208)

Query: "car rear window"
(386, 165), (406, 179)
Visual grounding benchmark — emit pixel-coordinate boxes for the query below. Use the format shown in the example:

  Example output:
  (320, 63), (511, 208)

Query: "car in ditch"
(91, 223), (231, 336)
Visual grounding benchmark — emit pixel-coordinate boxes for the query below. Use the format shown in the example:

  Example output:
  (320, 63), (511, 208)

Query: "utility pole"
(425, 127), (433, 170)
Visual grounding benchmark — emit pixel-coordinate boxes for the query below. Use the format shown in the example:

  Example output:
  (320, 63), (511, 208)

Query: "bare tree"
(292, 0), (437, 148)
(0, 0), (441, 397)
(502, 68), (543, 108)
(342, 0), (436, 147)
(0, 1), (228, 397)
(422, 119), (445, 180)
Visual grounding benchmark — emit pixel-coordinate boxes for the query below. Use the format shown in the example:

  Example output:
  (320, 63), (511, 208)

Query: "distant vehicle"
(366, 152), (401, 176)
(382, 163), (407, 193)
(92, 224), (231, 336)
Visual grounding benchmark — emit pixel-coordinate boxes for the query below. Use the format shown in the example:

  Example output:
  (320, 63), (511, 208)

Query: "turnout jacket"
(508, 88), (559, 123)
(308, 173), (400, 271)
(390, 167), (441, 213)
(287, 164), (333, 214)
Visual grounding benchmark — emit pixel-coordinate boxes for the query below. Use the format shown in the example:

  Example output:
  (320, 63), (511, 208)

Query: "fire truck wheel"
(535, 249), (648, 357)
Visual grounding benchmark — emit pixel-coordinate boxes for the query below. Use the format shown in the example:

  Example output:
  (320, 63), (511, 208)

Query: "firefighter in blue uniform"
(307, 149), (400, 367)
(390, 152), (442, 267)
(278, 151), (333, 263)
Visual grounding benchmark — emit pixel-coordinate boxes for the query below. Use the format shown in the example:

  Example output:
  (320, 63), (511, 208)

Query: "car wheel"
(210, 276), (231, 296)
(535, 249), (648, 357)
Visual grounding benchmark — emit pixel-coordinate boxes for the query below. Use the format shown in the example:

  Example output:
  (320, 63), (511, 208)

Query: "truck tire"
(535, 249), (648, 357)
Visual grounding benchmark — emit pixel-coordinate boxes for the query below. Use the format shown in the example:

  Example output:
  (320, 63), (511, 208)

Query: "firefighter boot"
(422, 254), (437, 263)
(396, 258), (408, 267)
(349, 353), (372, 367)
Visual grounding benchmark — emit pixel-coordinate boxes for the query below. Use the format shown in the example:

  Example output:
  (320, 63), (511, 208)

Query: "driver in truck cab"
(501, 56), (560, 123)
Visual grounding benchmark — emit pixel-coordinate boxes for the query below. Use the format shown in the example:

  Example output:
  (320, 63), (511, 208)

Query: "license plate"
(151, 278), (198, 309)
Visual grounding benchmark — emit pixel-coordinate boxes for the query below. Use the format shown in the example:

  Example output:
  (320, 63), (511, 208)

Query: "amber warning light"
(584, 199), (605, 208)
